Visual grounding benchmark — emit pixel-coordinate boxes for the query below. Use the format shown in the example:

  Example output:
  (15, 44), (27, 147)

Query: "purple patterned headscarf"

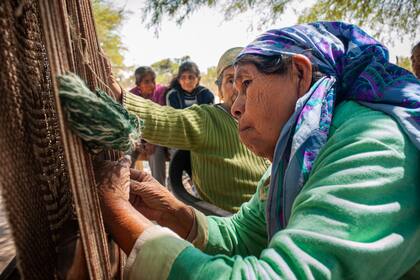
(237, 22), (420, 239)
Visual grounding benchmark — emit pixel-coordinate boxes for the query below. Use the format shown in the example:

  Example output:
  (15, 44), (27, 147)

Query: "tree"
(151, 58), (179, 85)
(92, 0), (129, 76)
(298, 0), (418, 43)
(200, 66), (218, 97)
(141, 0), (419, 43)
(151, 56), (192, 85)
(395, 56), (413, 72)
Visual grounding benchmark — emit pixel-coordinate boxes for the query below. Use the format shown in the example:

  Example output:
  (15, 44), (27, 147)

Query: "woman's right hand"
(129, 169), (195, 239)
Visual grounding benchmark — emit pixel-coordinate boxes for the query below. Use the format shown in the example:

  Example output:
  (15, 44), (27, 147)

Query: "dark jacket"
(166, 85), (214, 109)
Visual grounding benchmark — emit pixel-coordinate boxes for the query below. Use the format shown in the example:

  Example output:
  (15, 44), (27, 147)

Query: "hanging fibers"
(58, 73), (142, 153)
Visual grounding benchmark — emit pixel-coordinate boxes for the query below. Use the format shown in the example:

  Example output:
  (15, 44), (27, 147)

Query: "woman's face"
(219, 66), (237, 109)
(231, 63), (300, 161)
(138, 73), (156, 97)
(179, 71), (200, 93)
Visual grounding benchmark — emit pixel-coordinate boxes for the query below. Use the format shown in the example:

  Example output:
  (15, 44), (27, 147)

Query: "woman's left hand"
(94, 157), (153, 254)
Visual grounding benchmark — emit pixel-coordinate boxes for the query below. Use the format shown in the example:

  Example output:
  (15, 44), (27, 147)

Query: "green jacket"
(126, 101), (420, 280)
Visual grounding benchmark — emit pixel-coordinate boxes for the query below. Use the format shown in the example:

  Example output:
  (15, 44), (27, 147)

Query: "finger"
(130, 168), (151, 182)
(129, 192), (143, 205)
(118, 156), (131, 169)
(129, 179), (148, 193)
(92, 159), (117, 182)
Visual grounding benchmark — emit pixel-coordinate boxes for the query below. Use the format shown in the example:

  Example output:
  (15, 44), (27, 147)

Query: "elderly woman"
(97, 22), (420, 279)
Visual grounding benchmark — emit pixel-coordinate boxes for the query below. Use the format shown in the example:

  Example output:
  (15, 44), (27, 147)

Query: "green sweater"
(126, 101), (420, 280)
(124, 92), (269, 212)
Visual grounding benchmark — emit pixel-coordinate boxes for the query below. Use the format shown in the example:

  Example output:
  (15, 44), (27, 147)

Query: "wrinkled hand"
(129, 169), (182, 221)
(94, 157), (131, 203)
(94, 158), (153, 254)
(129, 169), (194, 239)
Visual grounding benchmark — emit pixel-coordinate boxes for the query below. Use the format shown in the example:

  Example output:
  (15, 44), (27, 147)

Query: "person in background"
(166, 61), (214, 109)
(411, 41), (420, 78)
(215, 47), (242, 111)
(108, 48), (269, 212)
(130, 66), (166, 105)
(129, 66), (167, 185)
(98, 22), (419, 279)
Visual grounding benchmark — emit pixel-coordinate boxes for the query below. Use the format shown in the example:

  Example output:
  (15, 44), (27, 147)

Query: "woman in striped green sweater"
(112, 48), (269, 212)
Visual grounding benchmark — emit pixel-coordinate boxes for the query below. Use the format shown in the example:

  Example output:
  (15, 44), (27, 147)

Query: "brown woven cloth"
(0, 1), (123, 279)
(0, 1), (73, 278)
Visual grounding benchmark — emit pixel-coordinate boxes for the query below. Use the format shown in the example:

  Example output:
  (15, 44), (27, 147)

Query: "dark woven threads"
(0, 2), (56, 278)
(0, 1), (74, 278)
(1, 0), (126, 278)
(20, 2), (73, 235)
(39, 0), (120, 277)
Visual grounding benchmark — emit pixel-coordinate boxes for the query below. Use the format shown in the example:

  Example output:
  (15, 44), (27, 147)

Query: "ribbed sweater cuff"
(191, 208), (209, 250)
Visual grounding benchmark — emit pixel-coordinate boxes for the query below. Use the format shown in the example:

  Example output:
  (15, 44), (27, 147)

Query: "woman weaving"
(93, 22), (420, 279)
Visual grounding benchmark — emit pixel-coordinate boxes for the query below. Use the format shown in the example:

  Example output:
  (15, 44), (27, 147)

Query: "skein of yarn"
(58, 73), (142, 153)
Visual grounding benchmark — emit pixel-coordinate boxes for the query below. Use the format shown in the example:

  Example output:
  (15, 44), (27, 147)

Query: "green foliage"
(142, 0), (419, 43)
(151, 56), (191, 85)
(92, 0), (128, 75)
(200, 66), (218, 97)
(298, 0), (419, 43)
(151, 58), (179, 85)
(143, 0), (218, 28)
(395, 56), (413, 72)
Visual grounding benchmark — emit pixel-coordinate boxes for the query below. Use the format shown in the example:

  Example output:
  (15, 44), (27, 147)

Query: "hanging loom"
(0, 0), (127, 278)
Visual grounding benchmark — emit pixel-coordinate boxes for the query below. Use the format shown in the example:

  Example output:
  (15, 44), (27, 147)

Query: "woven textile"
(0, 1), (73, 278)
(0, 1), (122, 279)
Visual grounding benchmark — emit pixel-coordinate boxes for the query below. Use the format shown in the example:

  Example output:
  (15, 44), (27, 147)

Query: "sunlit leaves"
(141, 0), (419, 44)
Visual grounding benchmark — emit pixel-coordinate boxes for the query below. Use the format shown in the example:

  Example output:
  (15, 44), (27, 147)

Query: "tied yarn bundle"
(58, 73), (142, 153)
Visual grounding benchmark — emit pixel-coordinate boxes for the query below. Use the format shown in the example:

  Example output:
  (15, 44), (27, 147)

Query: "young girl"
(165, 61), (214, 109)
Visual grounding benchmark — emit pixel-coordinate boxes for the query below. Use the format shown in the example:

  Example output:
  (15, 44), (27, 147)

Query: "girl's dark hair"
(167, 61), (201, 90)
(235, 54), (324, 85)
(134, 66), (156, 86)
(412, 41), (420, 55)
(176, 61), (200, 79)
(167, 77), (181, 91)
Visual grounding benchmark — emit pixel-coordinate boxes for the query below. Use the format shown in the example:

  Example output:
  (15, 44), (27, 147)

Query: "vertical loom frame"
(37, 1), (117, 278)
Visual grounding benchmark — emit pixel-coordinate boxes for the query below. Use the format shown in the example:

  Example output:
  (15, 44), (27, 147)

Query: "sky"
(116, 0), (417, 72)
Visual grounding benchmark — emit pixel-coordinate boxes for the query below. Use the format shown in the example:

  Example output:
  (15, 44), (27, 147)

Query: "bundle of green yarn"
(58, 73), (141, 153)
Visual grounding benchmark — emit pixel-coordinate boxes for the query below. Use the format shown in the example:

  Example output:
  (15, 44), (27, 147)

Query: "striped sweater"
(124, 92), (269, 212)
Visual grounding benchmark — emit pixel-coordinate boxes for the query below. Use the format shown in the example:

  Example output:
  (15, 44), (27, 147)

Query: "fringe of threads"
(58, 73), (141, 153)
